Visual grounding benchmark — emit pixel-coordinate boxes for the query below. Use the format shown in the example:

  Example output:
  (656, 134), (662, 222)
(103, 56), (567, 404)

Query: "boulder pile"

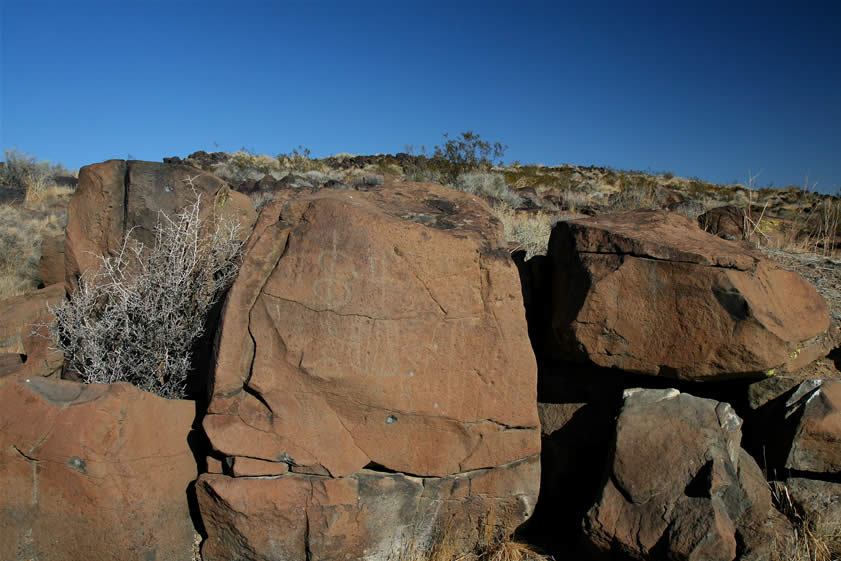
(1, 159), (840, 561)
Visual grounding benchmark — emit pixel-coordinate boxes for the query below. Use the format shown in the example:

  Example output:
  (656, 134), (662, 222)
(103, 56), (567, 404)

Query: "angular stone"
(0, 376), (198, 561)
(547, 210), (831, 379)
(0, 283), (65, 378)
(783, 379), (841, 473)
(65, 159), (256, 294)
(38, 234), (65, 287)
(784, 477), (841, 528)
(583, 388), (775, 561)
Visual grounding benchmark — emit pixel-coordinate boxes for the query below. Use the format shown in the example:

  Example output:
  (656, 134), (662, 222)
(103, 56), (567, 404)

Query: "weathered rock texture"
(200, 183), (540, 560)
(64, 159), (256, 294)
(38, 234), (65, 287)
(0, 283), (65, 378)
(547, 210), (831, 379)
(584, 388), (781, 561)
(782, 379), (841, 473)
(0, 376), (198, 561)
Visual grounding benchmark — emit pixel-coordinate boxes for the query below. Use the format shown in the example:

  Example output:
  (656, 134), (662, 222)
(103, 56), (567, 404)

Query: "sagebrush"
(50, 192), (243, 398)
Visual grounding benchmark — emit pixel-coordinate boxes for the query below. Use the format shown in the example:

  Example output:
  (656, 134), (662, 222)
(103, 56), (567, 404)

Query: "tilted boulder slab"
(547, 210), (831, 379)
(64, 159), (256, 294)
(583, 388), (781, 561)
(0, 283), (65, 378)
(199, 183), (541, 560)
(0, 376), (197, 561)
(782, 379), (841, 473)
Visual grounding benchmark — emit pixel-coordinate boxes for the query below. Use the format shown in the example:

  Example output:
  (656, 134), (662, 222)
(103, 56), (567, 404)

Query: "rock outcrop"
(64, 159), (256, 294)
(199, 183), (541, 560)
(583, 388), (782, 561)
(545, 210), (831, 379)
(0, 283), (65, 378)
(0, 376), (198, 561)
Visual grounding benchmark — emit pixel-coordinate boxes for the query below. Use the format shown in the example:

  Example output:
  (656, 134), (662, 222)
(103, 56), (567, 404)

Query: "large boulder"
(546, 210), (831, 379)
(0, 283), (65, 378)
(200, 183), (541, 560)
(0, 376), (198, 561)
(64, 159), (256, 294)
(583, 388), (782, 561)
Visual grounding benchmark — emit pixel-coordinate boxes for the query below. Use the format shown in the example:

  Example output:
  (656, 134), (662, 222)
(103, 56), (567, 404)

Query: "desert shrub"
(278, 145), (320, 172)
(0, 204), (68, 300)
(349, 173), (385, 187)
(1, 149), (59, 203)
(611, 175), (659, 210)
(49, 193), (243, 399)
(454, 172), (521, 208)
(430, 131), (507, 184)
(492, 204), (554, 258)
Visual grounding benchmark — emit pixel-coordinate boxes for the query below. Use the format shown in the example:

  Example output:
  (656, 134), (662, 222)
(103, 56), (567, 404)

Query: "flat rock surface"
(0, 376), (198, 561)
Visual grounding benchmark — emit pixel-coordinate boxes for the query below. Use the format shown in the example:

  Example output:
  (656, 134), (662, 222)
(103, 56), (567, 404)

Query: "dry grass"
(492, 205), (555, 259)
(0, 196), (70, 301)
(772, 482), (841, 561)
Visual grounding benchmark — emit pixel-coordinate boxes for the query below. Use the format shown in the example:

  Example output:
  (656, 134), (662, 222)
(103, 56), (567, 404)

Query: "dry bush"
(0, 203), (69, 300)
(772, 482), (841, 561)
(492, 205), (554, 259)
(455, 172), (522, 208)
(0, 149), (73, 205)
(611, 175), (659, 210)
(49, 192), (243, 399)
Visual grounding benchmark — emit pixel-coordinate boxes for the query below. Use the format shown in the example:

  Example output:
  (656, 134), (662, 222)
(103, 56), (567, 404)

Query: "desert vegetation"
(49, 188), (244, 399)
(0, 150), (76, 300)
(3, 140), (841, 561)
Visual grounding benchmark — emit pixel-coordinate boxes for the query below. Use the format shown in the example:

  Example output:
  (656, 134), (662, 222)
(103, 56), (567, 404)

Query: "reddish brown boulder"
(200, 183), (540, 560)
(547, 210), (831, 379)
(65, 159), (256, 294)
(583, 388), (781, 561)
(0, 283), (65, 378)
(783, 379), (841, 473)
(699, 205), (746, 239)
(38, 234), (65, 287)
(0, 376), (197, 561)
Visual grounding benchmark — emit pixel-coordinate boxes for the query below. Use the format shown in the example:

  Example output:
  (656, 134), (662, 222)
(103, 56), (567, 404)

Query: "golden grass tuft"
(772, 482), (841, 561)
(491, 204), (555, 259)
(0, 192), (71, 301)
(479, 541), (547, 561)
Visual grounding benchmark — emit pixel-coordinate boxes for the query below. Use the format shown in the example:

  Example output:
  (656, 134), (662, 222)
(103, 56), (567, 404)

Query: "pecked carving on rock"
(199, 182), (541, 560)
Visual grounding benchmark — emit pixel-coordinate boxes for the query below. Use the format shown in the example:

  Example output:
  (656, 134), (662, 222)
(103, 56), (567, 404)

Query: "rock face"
(583, 388), (779, 561)
(199, 183), (541, 560)
(0, 376), (198, 561)
(64, 159), (256, 294)
(0, 283), (65, 378)
(38, 235), (65, 287)
(546, 210), (831, 379)
(782, 379), (841, 473)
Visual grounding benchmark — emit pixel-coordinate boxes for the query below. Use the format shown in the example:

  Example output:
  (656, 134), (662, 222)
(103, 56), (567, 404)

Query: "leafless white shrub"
(49, 192), (244, 399)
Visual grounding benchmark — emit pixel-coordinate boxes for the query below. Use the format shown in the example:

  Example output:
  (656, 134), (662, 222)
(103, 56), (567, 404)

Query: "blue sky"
(1, 0), (839, 192)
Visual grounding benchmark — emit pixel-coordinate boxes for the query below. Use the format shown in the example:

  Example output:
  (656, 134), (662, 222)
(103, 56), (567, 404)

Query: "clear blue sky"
(2, 1), (839, 192)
